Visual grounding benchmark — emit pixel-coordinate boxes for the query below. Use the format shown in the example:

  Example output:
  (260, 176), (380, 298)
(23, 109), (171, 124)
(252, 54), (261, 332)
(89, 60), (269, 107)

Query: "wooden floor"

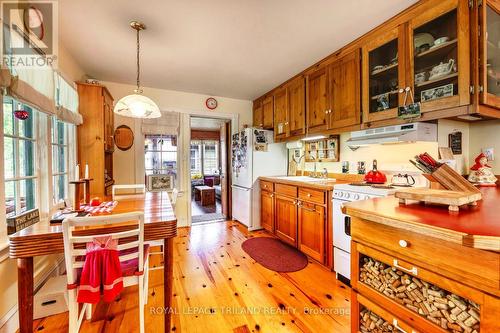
(29, 221), (351, 333)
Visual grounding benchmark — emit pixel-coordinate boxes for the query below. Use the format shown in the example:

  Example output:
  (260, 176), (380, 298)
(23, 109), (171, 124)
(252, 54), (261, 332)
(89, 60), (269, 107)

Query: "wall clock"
(206, 97), (218, 110)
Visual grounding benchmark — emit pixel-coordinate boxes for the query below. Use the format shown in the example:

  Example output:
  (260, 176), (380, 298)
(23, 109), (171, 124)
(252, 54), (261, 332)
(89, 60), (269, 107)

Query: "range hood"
(347, 122), (437, 148)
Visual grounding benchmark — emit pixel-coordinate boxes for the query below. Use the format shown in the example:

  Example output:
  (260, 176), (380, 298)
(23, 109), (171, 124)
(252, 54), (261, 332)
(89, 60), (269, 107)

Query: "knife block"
(426, 164), (481, 194)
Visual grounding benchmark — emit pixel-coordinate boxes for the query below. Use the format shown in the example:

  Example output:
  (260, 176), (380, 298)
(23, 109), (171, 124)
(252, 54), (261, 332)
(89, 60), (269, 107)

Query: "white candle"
(84, 164), (89, 179)
(75, 164), (80, 181)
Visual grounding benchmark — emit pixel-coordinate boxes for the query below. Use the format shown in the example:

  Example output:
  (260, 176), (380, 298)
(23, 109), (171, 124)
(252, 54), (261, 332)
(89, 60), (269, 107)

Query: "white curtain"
(8, 65), (56, 115)
(142, 111), (180, 135)
(54, 72), (82, 125)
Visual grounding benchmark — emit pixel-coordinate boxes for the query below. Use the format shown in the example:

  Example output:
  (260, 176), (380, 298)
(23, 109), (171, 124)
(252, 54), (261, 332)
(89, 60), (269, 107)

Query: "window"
(190, 141), (202, 176)
(190, 139), (219, 177)
(51, 118), (69, 203)
(202, 140), (219, 175)
(3, 97), (38, 217)
(144, 135), (177, 177)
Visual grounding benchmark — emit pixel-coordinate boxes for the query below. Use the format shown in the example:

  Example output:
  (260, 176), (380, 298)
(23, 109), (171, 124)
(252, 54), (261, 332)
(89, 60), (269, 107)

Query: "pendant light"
(114, 21), (161, 119)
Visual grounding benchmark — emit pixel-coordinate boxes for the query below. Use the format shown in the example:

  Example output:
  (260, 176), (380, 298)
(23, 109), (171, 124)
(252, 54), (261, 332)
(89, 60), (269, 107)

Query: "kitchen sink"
(273, 176), (336, 182)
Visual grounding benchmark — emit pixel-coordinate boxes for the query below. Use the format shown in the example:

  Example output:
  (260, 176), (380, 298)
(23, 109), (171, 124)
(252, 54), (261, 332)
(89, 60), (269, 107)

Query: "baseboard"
(0, 256), (65, 333)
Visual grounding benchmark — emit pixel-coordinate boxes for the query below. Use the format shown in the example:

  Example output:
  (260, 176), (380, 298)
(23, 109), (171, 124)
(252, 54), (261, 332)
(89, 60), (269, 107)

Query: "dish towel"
(77, 236), (124, 303)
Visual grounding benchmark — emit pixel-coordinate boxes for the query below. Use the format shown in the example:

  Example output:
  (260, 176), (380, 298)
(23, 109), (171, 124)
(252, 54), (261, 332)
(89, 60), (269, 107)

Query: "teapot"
(429, 59), (455, 79)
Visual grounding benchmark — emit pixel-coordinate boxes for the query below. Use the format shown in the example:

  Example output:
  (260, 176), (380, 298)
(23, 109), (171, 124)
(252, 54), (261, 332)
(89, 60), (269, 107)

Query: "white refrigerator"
(231, 128), (287, 230)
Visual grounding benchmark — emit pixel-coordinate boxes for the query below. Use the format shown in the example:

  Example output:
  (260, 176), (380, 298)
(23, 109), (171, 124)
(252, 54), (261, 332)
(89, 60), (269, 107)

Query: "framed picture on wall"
(147, 175), (174, 192)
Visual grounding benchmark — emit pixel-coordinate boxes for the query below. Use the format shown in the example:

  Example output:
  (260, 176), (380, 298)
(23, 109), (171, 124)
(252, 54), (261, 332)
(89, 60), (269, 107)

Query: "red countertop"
(343, 186), (500, 251)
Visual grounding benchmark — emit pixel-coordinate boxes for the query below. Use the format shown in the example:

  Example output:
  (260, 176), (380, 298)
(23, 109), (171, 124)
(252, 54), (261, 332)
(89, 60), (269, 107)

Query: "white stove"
(331, 173), (427, 285)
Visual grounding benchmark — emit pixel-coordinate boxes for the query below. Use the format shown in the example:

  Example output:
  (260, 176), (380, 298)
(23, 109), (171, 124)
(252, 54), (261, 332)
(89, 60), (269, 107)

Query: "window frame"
(3, 97), (40, 218)
(51, 117), (70, 205)
(144, 134), (178, 176)
(1, 95), (77, 242)
(189, 139), (220, 177)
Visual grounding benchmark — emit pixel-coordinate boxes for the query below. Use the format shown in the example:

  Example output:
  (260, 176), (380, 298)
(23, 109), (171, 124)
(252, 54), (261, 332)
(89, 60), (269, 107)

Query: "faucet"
(322, 168), (328, 179)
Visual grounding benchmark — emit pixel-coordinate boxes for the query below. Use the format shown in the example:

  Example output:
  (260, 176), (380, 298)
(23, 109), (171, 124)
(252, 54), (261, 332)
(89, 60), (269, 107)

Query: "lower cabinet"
(259, 180), (329, 265)
(274, 194), (298, 247)
(260, 190), (274, 233)
(298, 201), (325, 262)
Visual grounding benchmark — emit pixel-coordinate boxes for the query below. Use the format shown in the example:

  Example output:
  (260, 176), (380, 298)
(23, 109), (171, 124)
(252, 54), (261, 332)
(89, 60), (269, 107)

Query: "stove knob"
(338, 192), (344, 198)
(354, 194), (360, 200)
(364, 195), (371, 200)
(344, 193), (350, 199)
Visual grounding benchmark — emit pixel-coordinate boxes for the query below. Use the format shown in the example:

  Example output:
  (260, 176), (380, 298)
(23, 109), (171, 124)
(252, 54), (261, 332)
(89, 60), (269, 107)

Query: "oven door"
(333, 199), (351, 253)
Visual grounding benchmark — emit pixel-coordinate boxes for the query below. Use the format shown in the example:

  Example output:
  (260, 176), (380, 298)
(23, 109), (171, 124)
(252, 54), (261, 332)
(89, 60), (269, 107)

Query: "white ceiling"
(190, 117), (226, 131)
(59, 0), (418, 100)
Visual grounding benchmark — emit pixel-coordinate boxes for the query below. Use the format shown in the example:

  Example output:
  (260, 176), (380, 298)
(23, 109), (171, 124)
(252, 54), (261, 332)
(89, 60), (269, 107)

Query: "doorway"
(189, 117), (231, 223)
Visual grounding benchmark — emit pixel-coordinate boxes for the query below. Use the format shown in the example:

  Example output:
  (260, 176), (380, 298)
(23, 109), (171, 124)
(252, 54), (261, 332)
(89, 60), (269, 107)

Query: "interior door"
(220, 122), (230, 217)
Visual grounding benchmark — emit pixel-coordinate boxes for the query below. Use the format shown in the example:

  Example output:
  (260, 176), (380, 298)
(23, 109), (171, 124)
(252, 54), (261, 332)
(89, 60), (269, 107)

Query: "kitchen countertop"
(343, 186), (500, 251)
(259, 176), (349, 191)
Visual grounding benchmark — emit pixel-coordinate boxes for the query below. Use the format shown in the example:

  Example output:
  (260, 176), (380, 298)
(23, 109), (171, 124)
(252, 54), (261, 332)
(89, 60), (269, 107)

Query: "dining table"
(9, 191), (177, 333)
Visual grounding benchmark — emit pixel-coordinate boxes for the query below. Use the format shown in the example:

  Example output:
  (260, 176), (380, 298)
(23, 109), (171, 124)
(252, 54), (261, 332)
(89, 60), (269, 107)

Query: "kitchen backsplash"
(292, 132), (439, 174)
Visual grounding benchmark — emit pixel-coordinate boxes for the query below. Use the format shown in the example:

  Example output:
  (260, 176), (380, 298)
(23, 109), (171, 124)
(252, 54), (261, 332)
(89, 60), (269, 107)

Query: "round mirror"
(114, 125), (134, 151)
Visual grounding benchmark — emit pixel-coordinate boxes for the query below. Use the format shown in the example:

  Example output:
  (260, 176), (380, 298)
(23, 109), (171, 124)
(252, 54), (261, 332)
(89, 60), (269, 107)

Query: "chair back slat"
(62, 212), (145, 285)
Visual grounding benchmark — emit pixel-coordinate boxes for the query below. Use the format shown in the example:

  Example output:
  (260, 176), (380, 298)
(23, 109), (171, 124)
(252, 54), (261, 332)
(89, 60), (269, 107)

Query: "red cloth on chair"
(77, 236), (123, 304)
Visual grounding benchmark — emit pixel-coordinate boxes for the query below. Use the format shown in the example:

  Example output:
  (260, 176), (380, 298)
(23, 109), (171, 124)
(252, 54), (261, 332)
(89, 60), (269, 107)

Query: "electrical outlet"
(482, 148), (494, 161)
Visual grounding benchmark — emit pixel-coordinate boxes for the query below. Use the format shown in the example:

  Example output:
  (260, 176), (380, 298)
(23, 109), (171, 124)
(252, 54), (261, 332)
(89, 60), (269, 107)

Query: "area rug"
(241, 237), (308, 272)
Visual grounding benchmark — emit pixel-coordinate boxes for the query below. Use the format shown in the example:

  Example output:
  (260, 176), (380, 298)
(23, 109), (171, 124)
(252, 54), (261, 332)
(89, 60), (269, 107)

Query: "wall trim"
(0, 256), (65, 333)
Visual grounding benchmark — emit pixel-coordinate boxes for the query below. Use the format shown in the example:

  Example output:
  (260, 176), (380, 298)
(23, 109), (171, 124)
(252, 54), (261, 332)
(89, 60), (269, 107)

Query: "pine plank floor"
(28, 221), (351, 333)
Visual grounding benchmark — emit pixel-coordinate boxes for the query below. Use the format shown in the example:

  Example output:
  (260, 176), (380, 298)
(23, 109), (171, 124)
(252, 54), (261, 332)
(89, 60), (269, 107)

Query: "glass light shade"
(113, 93), (161, 118)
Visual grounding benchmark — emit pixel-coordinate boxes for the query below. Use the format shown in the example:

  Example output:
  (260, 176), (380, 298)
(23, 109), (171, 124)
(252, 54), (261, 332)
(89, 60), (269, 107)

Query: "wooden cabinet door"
(274, 195), (297, 246)
(262, 96), (274, 129)
(329, 50), (361, 129)
(273, 88), (289, 140)
(253, 99), (264, 127)
(260, 190), (274, 233)
(307, 66), (330, 133)
(298, 202), (325, 263)
(479, 0), (500, 109)
(287, 76), (306, 136)
(408, 0), (470, 113)
(362, 26), (406, 125)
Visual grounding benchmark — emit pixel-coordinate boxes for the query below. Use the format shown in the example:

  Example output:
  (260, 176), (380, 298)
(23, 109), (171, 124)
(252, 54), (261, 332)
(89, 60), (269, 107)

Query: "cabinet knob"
(307, 193), (311, 198)
(398, 240), (409, 248)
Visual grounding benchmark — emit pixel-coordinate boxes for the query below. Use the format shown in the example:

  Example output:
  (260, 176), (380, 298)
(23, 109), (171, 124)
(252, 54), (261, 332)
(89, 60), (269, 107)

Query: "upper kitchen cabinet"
(479, 0), (500, 109)
(273, 87), (289, 140)
(362, 26), (406, 123)
(262, 96), (274, 129)
(307, 66), (330, 133)
(287, 76), (306, 137)
(253, 96), (274, 129)
(328, 50), (361, 129)
(409, 0), (470, 112)
(252, 98), (263, 128)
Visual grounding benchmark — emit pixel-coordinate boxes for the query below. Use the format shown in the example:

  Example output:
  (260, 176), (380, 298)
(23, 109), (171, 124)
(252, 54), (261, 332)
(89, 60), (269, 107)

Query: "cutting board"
(395, 188), (482, 212)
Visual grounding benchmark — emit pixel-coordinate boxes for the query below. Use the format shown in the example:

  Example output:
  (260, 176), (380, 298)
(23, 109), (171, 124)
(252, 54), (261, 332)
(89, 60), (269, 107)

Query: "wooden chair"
(62, 212), (149, 333)
(112, 184), (146, 200)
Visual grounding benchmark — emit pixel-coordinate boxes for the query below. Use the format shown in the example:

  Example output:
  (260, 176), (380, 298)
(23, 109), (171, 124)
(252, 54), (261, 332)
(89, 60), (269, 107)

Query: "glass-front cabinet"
(409, 0), (470, 112)
(362, 26), (406, 123)
(480, 0), (500, 108)
(362, 0), (471, 124)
